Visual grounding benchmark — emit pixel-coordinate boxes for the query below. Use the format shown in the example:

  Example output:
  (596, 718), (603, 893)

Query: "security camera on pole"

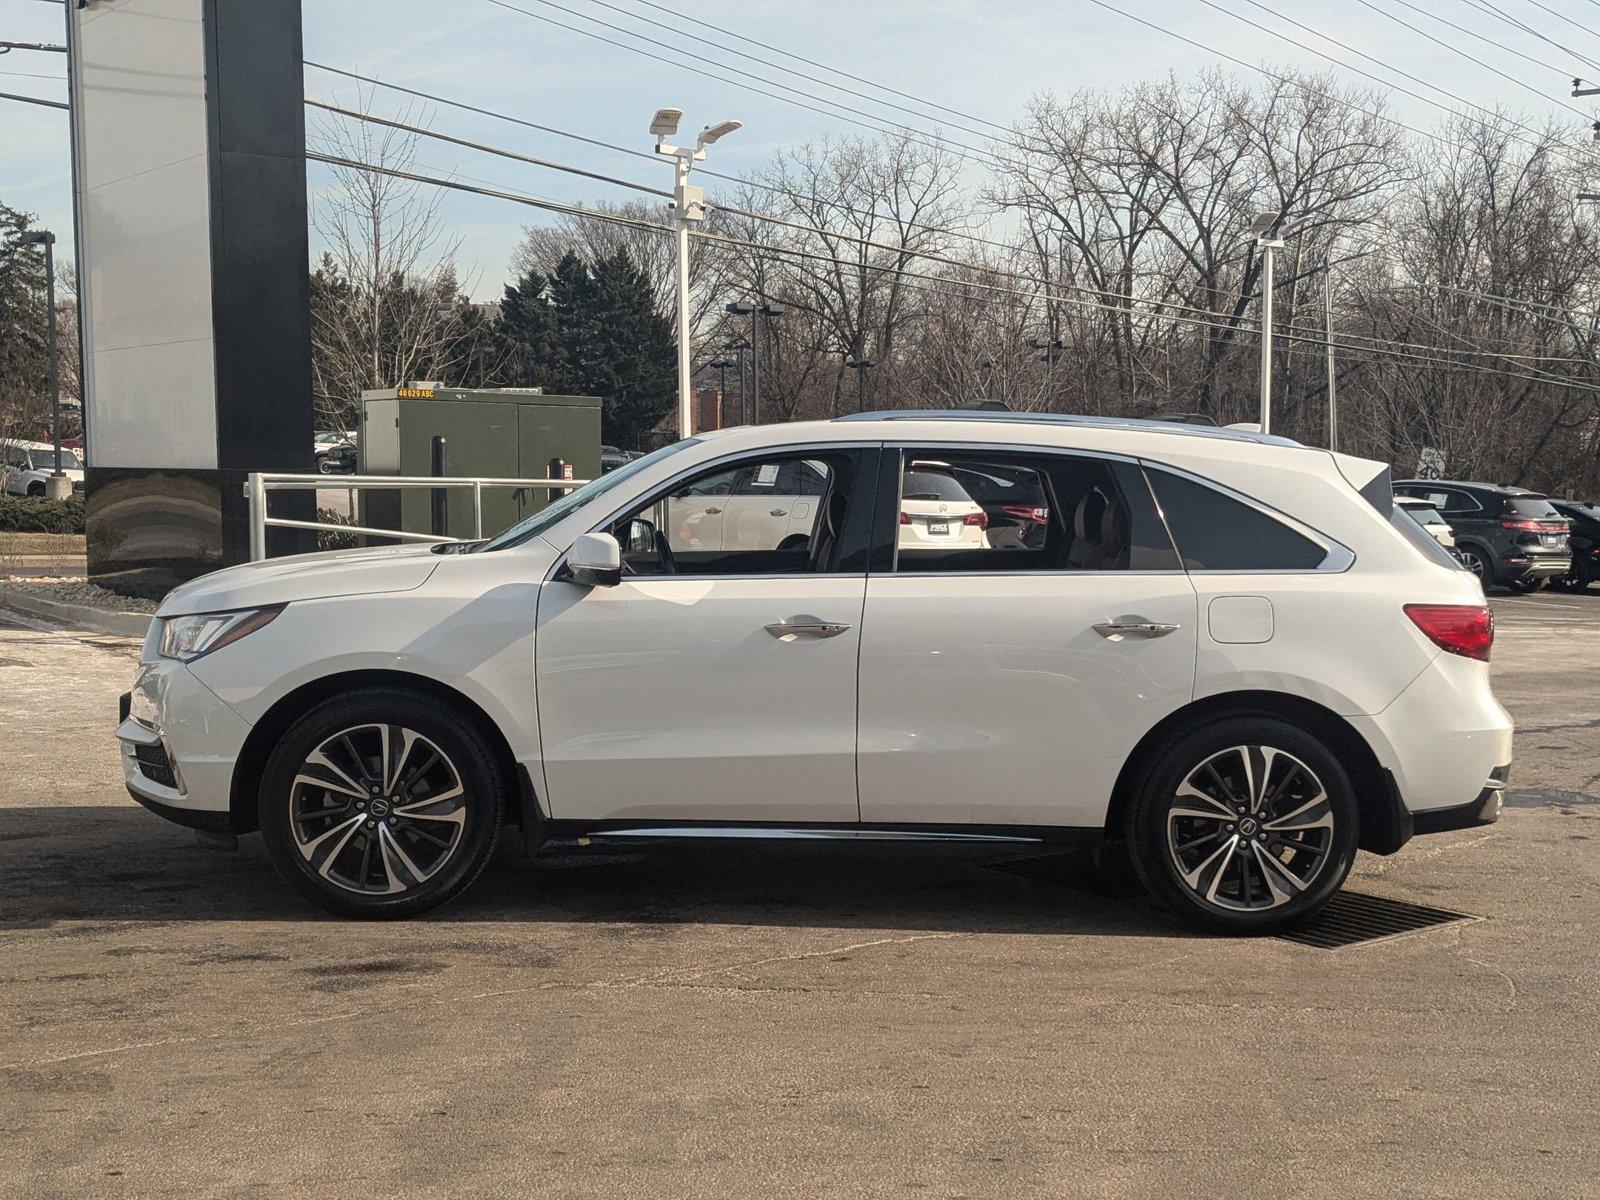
(651, 107), (740, 440)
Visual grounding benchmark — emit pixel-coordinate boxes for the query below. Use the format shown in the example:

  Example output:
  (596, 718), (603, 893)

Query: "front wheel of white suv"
(258, 688), (505, 918)
(1125, 717), (1360, 934)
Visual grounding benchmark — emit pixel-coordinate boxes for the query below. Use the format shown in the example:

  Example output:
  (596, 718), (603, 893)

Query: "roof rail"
(833, 409), (1303, 448)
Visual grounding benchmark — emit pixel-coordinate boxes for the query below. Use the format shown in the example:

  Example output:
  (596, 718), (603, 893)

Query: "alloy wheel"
(289, 723), (467, 895)
(1459, 548), (1488, 581)
(1166, 745), (1335, 912)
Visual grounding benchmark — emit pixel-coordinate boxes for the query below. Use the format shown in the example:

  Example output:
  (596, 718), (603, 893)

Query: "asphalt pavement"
(0, 593), (1596, 1199)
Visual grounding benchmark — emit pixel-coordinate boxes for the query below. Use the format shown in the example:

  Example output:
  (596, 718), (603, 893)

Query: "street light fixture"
(653, 105), (741, 438)
(726, 299), (784, 424)
(19, 229), (70, 499)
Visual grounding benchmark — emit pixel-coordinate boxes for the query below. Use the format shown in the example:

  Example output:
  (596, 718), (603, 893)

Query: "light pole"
(652, 106), (741, 439)
(726, 299), (784, 424)
(20, 229), (70, 500)
(1249, 211), (1310, 437)
(725, 338), (751, 424)
(845, 356), (874, 412)
(1030, 336), (1063, 406)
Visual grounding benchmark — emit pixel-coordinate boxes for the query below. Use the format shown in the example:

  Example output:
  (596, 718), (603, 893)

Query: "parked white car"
(1395, 495), (1456, 550)
(118, 413), (1512, 932)
(897, 462), (989, 552)
(2, 440), (84, 496)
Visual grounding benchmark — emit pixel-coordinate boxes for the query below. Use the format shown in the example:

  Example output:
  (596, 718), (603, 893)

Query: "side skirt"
(540, 819), (1106, 849)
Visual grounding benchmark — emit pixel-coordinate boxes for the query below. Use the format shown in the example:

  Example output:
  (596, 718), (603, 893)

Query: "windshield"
(476, 439), (700, 551)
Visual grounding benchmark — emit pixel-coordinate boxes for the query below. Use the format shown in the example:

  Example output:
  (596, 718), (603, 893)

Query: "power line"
(1460, 0), (1600, 74)
(1194, 0), (1595, 165)
(475, 0), (1028, 175)
(1368, 0), (1577, 80)
(1346, 0), (1593, 112)
(573, 0), (1023, 147)
(1079, 0), (1500, 160)
(316, 97), (1600, 376)
(307, 99), (671, 198)
(309, 148), (1600, 394)
(305, 61), (1024, 260)
(616, 0), (1018, 139)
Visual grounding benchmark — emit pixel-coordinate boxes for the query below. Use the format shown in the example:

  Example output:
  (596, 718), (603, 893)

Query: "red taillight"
(1000, 504), (1049, 523)
(1404, 603), (1494, 662)
(1501, 518), (1567, 533)
(963, 511), (988, 529)
(899, 511), (911, 525)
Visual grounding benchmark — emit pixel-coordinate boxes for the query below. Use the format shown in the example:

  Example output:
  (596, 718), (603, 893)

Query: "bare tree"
(308, 99), (489, 429)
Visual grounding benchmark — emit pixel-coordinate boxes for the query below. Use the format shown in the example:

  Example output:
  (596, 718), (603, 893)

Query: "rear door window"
(1145, 468), (1330, 571)
(891, 450), (1179, 573)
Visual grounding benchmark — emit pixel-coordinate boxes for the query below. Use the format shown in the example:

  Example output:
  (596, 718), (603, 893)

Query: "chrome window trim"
(1139, 459), (1356, 574)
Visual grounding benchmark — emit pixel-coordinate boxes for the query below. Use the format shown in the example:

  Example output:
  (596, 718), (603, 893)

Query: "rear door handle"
(769, 508), (788, 517)
(765, 616), (852, 639)
(1093, 619), (1180, 640)
(704, 506), (722, 515)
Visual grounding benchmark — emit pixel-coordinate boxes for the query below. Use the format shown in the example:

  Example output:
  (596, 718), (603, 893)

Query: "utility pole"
(726, 299), (784, 424)
(1324, 258), (1338, 453)
(20, 229), (70, 499)
(652, 106), (740, 439)
(1029, 337), (1062, 406)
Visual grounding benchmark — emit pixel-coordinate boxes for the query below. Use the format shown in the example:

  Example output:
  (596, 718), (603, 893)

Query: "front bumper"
(116, 656), (253, 824)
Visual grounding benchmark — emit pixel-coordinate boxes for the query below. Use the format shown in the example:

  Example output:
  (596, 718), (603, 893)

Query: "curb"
(0, 584), (151, 638)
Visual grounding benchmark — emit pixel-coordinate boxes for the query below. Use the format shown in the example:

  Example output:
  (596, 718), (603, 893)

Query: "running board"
(578, 826), (1045, 844)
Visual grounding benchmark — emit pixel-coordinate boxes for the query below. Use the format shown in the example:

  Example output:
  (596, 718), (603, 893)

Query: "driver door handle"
(1093, 618), (1181, 640)
(704, 506), (722, 515)
(769, 508), (788, 517)
(765, 616), (852, 639)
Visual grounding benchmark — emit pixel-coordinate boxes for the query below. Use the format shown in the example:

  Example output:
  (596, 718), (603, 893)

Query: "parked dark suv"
(1393, 480), (1571, 591)
(1550, 499), (1600, 591)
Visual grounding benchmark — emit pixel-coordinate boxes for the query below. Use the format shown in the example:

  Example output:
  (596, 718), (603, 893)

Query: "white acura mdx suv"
(117, 413), (1512, 932)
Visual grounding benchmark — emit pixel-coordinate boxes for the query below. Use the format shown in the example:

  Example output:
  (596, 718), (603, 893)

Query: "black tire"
(258, 687), (505, 918)
(1125, 716), (1360, 935)
(26, 483), (44, 498)
(1456, 543), (1495, 588)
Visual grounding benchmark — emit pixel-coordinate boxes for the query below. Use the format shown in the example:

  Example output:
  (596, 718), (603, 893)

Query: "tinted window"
(1146, 469), (1328, 571)
(1504, 496), (1561, 519)
(892, 451), (1179, 573)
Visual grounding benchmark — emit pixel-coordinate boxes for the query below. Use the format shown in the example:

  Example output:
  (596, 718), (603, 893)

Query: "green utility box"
(357, 386), (602, 540)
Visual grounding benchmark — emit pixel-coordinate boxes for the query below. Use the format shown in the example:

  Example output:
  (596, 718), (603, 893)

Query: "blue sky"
(4, 0), (1598, 298)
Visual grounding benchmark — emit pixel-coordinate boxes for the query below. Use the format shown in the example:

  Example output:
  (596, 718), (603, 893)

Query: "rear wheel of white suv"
(258, 688), (504, 918)
(1125, 717), (1359, 934)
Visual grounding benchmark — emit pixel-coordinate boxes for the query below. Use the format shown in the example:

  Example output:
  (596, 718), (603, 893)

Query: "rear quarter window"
(1146, 468), (1329, 571)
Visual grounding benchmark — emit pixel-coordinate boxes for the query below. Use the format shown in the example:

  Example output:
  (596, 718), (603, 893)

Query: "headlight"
(158, 606), (283, 662)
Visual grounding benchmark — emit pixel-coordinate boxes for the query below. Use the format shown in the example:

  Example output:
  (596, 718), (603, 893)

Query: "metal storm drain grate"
(1274, 891), (1481, 950)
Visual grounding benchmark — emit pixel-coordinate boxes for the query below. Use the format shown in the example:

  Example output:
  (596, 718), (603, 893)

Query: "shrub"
(315, 506), (361, 551)
(0, 493), (85, 534)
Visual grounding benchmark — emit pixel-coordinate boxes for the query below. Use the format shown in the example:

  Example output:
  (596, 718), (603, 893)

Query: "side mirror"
(564, 531), (622, 587)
